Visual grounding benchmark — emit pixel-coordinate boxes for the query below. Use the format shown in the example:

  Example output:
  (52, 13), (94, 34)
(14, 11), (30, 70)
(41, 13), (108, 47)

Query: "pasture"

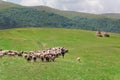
(0, 28), (120, 80)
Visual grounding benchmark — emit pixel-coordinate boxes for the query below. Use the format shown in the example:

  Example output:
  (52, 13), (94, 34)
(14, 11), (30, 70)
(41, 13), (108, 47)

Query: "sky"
(2, 0), (120, 14)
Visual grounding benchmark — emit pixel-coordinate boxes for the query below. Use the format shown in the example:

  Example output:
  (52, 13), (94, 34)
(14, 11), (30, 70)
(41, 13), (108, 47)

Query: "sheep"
(0, 47), (69, 63)
(36, 52), (46, 62)
(96, 31), (103, 37)
(45, 56), (50, 62)
(0, 50), (9, 55)
(23, 53), (28, 59)
(17, 51), (24, 57)
(32, 55), (37, 62)
(26, 56), (32, 62)
(50, 55), (56, 62)
(76, 57), (81, 62)
(36, 51), (46, 62)
(42, 53), (54, 62)
(96, 34), (103, 37)
(7, 50), (16, 57)
(39, 54), (46, 61)
(104, 32), (110, 37)
(25, 55), (32, 62)
(46, 47), (67, 58)
(24, 52), (38, 62)
(40, 54), (44, 62)
(61, 47), (69, 58)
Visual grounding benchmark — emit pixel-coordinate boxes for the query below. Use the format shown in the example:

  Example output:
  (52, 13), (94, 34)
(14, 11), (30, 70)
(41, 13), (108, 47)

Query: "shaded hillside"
(33, 6), (120, 19)
(73, 17), (120, 33)
(0, 7), (78, 29)
(101, 13), (120, 19)
(0, 1), (120, 33)
(32, 6), (120, 33)
(32, 6), (100, 19)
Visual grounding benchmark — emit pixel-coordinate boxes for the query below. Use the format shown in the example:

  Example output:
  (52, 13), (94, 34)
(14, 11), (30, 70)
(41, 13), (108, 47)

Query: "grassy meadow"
(0, 28), (120, 80)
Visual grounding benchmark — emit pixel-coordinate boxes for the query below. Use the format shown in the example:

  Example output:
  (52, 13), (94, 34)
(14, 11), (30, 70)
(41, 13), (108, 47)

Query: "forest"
(0, 2), (120, 33)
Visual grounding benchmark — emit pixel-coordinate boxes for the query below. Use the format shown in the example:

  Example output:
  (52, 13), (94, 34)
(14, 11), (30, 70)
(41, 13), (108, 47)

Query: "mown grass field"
(0, 28), (120, 80)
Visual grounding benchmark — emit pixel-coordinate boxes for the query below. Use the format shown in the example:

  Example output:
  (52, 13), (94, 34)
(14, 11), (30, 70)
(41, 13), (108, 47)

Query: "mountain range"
(0, 1), (120, 33)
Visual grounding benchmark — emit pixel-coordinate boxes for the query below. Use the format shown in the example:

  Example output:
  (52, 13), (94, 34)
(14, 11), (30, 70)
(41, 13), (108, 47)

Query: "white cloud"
(100, 0), (120, 13)
(44, 0), (57, 8)
(2, 0), (120, 14)
(82, 0), (104, 13)
(2, 0), (7, 1)
(20, 0), (44, 6)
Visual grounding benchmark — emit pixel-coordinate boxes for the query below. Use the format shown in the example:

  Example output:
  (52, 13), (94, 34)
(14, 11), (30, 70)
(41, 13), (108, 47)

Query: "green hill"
(32, 6), (100, 19)
(0, 1), (120, 33)
(0, 0), (22, 10)
(0, 7), (77, 29)
(101, 13), (120, 19)
(0, 28), (120, 80)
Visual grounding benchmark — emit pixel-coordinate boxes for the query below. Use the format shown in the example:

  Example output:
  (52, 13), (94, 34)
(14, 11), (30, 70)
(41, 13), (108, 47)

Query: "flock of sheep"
(0, 47), (69, 62)
(96, 31), (110, 37)
(1, 31), (108, 63)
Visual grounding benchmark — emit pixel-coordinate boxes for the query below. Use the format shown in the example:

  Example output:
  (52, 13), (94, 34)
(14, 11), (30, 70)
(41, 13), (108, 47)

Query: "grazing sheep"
(77, 57), (81, 62)
(32, 55), (37, 62)
(50, 55), (56, 62)
(1, 50), (9, 55)
(17, 51), (23, 56)
(23, 53), (28, 59)
(96, 34), (103, 37)
(26, 55), (32, 62)
(96, 31), (103, 37)
(40, 54), (44, 62)
(61, 47), (68, 58)
(8, 53), (15, 56)
(104, 32), (110, 37)
(44, 54), (51, 62)
(7, 50), (16, 57)
(0, 47), (69, 63)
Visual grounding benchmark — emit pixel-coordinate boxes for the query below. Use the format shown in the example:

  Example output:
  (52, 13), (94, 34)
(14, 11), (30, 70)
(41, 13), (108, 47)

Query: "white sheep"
(76, 57), (81, 62)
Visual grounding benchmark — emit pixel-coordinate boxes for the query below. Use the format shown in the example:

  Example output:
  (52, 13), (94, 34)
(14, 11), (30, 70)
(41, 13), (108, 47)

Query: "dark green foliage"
(0, 1), (120, 33)
(0, 7), (77, 29)
(73, 17), (120, 33)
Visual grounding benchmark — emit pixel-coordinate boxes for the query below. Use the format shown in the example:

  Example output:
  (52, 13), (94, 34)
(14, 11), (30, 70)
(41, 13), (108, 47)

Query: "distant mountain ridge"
(0, 1), (120, 33)
(0, 0), (22, 10)
(101, 13), (120, 19)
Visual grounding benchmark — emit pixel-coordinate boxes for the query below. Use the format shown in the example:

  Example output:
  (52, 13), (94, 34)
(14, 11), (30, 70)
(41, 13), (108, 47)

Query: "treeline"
(0, 7), (120, 33)
(73, 17), (120, 33)
(0, 7), (77, 29)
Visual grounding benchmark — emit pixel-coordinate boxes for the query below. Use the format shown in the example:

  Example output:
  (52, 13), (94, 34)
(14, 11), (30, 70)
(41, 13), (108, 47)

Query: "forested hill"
(0, 1), (120, 33)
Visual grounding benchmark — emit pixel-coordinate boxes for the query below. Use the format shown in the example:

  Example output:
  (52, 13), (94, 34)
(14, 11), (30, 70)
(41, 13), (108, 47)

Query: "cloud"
(2, 0), (21, 3)
(2, 0), (7, 1)
(100, 0), (120, 13)
(2, 0), (120, 14)
(19, 0), (105, 13)
(20, 0), (45, 6)
(81, 0), (104, 13)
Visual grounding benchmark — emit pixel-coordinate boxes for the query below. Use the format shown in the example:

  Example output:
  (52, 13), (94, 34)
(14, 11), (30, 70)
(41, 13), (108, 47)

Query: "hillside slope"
(0, 0), (22, 10)
(0, 28), (120, 80)
(101, 13), (120, 19)
(0, 1), (120, 33)
(32, 6), (100, 19)
(0, 7), (77, 29)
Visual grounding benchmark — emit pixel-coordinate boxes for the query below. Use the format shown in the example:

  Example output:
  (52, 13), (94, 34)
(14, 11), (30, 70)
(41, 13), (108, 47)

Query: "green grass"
(0, 28), (120, 80)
